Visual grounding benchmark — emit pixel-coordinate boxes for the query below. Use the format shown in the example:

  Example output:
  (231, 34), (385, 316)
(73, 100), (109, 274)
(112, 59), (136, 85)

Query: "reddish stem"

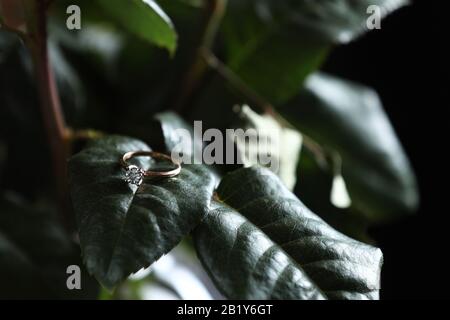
(24, 0), (72, 230)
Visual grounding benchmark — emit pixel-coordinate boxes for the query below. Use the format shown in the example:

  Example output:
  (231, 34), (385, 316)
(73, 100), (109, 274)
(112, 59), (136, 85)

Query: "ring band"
(121, 151), (181, 185)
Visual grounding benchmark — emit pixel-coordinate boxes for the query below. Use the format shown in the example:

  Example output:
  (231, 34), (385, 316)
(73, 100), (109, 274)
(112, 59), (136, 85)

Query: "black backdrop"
(322, 0), (448, 299)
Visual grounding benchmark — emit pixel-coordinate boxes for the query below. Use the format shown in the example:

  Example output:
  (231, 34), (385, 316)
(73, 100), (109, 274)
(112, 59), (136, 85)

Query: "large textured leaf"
(222, 0), (408, 104)
(194, 167), (383, 300)
(69, 135), (215, 289)
(97, 0), (177, 54)
(0, 193), (98, 299)
(279, 73), (418, 223)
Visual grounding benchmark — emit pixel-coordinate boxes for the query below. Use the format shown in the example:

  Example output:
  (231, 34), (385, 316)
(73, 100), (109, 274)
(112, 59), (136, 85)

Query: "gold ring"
(120, 151), (181, 186)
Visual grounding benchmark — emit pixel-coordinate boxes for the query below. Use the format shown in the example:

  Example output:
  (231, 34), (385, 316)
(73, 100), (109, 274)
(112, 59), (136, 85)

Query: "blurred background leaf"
(222, 0), (409, 104)
(99, 240), (223, 300)
(280, 73), (419, 223)
(97, 0), (177, 55)
(0, 31), (50, 196)
(0, 192), (99, 299)
(222, 1), (328, 104)
(234, 0), (410, 44)
(294, 148), (373, 243)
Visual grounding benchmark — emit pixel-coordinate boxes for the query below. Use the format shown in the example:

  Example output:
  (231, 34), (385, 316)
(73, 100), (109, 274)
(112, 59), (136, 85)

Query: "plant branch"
(67, 128), (106, 142)
(23, 0), (72, 230)
(174, 0), (228, 113)
(201, 49), (277, 116)
(201, 49), (330, 168)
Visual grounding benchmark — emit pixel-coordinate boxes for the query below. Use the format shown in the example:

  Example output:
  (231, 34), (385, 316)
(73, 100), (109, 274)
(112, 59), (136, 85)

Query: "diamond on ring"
(124, 165), (144, 186)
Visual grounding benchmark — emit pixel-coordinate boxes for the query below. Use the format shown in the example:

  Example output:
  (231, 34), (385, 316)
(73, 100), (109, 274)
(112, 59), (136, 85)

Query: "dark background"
(323, 0), (447, 299)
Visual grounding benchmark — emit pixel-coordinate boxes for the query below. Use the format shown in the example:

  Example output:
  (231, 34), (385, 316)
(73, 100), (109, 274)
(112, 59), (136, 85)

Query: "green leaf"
(222, 5), (328, 104)
(120, 111), (202, 160)
(222, 0), (408, 104)
(154, 112), (199, 156)
(0, 30), (86, 191)
(0, 193), (99, 299)
(97, 0), (177, 54)
(232, 0), (409, 44)
(279, 73), (419, 223)
(194, 167), (383, 300)
(0, 32), (51, 192)
(68, 135), (216, 289)
(316, 0), (410, 41)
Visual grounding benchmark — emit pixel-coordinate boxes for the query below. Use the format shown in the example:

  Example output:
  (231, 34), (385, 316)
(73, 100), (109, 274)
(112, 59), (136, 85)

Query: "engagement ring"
(120, 151), (181, 186)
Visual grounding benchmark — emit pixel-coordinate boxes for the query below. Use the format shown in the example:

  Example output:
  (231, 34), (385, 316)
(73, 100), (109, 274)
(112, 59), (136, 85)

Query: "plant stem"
(174, 0), (228, 113)
(68, 129), (106, 142)
(201, 49), (330, 168)
(24, 0), (72, 230)
(201, 49), (277, 117)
